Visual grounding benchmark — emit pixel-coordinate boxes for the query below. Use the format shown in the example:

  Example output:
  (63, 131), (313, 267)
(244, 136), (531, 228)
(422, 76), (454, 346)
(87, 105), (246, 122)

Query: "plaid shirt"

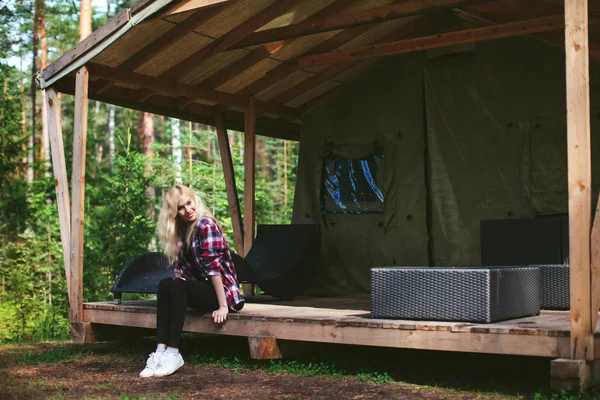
(174, 216), (245, 311)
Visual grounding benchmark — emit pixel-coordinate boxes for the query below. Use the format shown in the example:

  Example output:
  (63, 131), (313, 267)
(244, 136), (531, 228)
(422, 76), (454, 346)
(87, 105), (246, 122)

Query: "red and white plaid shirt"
(174, 216), (245, 311)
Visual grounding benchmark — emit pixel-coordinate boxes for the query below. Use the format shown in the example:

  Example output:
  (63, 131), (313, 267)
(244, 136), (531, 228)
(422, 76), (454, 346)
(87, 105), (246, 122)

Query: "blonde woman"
(140, 184), (245, 378)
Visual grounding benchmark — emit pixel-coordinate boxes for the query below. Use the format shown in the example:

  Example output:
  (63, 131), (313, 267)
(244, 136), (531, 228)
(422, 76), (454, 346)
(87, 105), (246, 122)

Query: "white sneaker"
(139, 352), (163, 378)
(153, 352), (184, 377)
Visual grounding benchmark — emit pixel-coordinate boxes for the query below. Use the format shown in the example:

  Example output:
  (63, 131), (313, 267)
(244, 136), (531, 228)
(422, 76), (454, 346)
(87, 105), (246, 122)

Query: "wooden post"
(45, 87), (71, 296)
(565, 0), (594, 362)
(591, 194), (600, 329)
(214, 108), (244, 254)
(69, 66), (88, 324)
(243, 98), (256, 296)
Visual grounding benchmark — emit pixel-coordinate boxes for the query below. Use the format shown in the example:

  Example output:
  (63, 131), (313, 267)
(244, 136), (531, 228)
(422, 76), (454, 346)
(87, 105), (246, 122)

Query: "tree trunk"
(20, 82), (26, 179)
(108, 104), (115, 170)
(39, 0), (50, 177)
(79, 0), (92, 41)
(171, 118), (183, 184)
(28, 0), (40, 183)
(138, 112), (156, 218)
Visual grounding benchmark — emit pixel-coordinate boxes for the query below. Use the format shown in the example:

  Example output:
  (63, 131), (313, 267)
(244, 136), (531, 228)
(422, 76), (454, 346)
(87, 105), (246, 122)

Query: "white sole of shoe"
(153, 359), (184, 377)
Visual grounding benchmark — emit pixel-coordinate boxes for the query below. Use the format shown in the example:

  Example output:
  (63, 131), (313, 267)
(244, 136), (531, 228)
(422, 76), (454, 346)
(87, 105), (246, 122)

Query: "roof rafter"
(122, 6), (228, 72)
(158, 0), (299, 81)
(229, 0), (479, 50)
(86, 62), (302, 120)
(268, 16), (428, 106)
(289, 15), (566, 69)
(235, 17), (381, 97)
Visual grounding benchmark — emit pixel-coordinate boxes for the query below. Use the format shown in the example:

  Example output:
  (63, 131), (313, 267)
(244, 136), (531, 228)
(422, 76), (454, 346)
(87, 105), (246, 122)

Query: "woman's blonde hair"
(157, 184), (212, 260)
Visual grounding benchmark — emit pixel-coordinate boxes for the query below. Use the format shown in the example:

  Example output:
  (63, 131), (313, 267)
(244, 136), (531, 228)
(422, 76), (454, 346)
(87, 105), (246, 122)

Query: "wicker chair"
(111, 252), (174, 304)
(233, 224), (321, 300)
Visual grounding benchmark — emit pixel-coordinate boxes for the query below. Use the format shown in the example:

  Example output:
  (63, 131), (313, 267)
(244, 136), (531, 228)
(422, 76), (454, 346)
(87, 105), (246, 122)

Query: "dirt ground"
(0, 337), (558, 400)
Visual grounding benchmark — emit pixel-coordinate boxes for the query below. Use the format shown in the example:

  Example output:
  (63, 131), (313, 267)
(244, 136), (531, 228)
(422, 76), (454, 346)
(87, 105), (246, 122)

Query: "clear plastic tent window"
(321, 153), (384, 214)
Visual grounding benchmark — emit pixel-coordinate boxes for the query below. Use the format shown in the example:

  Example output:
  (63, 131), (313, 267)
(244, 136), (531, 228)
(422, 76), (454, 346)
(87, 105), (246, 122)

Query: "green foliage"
(1, 0), (299, 341)
(533, 388), (600, 400)
(85, 130), (156, 300)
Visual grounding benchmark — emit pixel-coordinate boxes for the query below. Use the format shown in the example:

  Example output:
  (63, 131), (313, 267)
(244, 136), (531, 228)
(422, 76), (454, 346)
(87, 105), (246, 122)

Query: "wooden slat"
(243, 98), (256, 257)
(565, 0), (593, 361)
(215, 107), (244, 254)
(200, 42), (286, 90)
(160, 0), (298, 81)
(290, 15), (565, 68)
(268, 17), (425, 105)
(86, 63), (302, 120)
(42, 10), (129, 83)
(121, 6), (228, 73)
(230, 0), (475, 49)
(235, 15), (393, 97)
(45, 88), (71, 298)
(69, 67), (89, 324)
(158, 0), (230, 17)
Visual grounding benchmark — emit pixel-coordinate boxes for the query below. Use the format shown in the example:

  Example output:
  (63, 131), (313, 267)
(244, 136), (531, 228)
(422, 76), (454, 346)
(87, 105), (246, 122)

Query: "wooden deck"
(81, 296), (600, 359)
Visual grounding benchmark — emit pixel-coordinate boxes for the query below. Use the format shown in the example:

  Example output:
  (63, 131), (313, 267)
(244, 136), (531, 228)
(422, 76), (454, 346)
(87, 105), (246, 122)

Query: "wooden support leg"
(242, 283), (255, 296)
(551, 359), (600, 390)
(248, 337), (283, 359)
(71, 322), (156, 344)
(247, 337), (299, 360)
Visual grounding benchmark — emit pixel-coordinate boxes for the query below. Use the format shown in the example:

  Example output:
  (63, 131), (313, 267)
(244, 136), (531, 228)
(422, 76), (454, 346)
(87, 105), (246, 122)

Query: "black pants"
(155, 277), (219, 348)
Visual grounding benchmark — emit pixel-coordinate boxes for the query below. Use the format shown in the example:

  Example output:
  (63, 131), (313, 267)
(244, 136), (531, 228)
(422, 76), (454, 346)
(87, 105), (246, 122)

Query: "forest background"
(0, 0), (299, 342)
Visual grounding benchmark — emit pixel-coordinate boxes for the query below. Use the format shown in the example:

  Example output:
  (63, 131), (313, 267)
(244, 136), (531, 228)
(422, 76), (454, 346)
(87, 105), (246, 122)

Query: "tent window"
(321, 153), (384, 214)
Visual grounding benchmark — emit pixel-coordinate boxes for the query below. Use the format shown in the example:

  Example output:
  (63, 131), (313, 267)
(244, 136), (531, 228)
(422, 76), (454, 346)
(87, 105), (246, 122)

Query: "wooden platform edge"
(82, 307), (571, 358)
(71, 322), (156, 344)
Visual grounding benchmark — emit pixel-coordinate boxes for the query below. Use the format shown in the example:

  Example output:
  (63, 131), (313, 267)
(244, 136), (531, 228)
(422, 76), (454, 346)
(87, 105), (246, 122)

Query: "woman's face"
(177, 194), (196, 223)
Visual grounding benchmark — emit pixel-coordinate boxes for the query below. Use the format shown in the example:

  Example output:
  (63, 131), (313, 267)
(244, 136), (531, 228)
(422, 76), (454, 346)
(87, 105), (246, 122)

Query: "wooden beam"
(69, 67), (89, 324)
(45, 87), (71, 298)
(199, 0), (361, 91)
(243, 98), (256, 296)
(268, 17), (425, 105)
(157, 0), (230, 17)
(565, 0), (593, 361)
(290, 15), (565, 69)
(160, 0), (298, 81)
(85, 63), (302, 120)
(230, 0), (475, 49)
(591, 193), (600, 329)
(215, 107), (244, 254)
(236, 3), (417, 97)
(236, 30), (371, 98)
(199, 42), (286, 90)
(71, 322), (156, 344)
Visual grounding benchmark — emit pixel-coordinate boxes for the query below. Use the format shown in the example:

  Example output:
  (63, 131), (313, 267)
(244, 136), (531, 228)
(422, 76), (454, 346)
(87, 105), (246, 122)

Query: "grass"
(3, 337), (600, 399)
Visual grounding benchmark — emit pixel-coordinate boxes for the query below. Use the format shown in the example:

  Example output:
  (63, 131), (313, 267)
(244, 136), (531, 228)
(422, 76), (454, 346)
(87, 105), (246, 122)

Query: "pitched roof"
(39, 0), (600, 139)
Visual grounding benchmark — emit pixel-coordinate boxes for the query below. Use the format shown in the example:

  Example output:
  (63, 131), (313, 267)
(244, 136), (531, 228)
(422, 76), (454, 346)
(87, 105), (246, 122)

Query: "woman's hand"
(212, 306), (229, 324)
